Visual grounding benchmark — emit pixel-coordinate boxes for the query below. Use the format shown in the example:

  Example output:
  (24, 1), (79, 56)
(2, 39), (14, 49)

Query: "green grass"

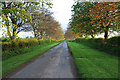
(72, 38), (120, 56)
(67, 41), (119, 78)
(2, 42), (61, 76)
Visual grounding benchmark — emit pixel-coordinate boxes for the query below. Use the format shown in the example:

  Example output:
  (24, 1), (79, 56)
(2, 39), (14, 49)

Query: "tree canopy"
(69, 1), (119, 39)
(0, 1), (54, 40)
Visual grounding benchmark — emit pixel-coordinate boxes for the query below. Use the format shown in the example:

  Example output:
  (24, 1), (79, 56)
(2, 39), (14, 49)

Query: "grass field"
(2, 42), (61, 76)
(67, 41), (119, 78)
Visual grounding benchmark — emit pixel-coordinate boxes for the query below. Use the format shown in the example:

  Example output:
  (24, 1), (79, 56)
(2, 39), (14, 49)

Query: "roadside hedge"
(2, 38), (57, 52)
(71, 36), (120, 56)
(107, 36), (120, 47)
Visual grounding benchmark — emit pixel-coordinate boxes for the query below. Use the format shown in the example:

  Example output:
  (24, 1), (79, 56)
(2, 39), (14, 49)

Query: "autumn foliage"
(69, 2), (119, 39)
(65, 26), (79, 40)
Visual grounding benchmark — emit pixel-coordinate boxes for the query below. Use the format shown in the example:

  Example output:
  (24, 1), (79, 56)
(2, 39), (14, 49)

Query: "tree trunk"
(33, 26), (37, 38)
(40, 31), (43, 39)
(104, 25), (109, 40)
(91, 35), (95, 38)
(12, 29), (16, 40)
(7, 26), (12, 40)
(35, 33), (37, 38)
(104, 30), (109, 40)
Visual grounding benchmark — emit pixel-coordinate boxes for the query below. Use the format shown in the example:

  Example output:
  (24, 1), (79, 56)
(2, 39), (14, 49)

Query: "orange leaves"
(115, 16), (118, 19)
(109, 3), (113, 6)
(70, 2), (119, 37)
(90, 2), (118, 25)
(98, 21), (101, 24)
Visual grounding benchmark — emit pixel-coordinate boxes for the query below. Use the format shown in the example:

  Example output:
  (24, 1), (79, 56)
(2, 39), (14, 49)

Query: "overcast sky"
(50, 0), (74, 31)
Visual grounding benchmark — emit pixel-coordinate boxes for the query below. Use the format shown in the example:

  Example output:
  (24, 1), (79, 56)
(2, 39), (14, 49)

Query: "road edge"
(66, 40), (81, 78)
(2, 42), (64, 78)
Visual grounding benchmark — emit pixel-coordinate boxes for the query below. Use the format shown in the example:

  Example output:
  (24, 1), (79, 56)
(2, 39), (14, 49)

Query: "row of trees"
(0, 1), (64, 40)
(68, 1), (119, 40)
(65, 26), (79, 40)
(31, 9), (64, 40)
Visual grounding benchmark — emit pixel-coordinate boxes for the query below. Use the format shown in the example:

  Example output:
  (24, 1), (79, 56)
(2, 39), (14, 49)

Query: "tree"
(65, 26), (79, 40)
(1, 1), (53, 40)
(31, 9), (64, 40)
(70, 2), (97, 38)
(1, 2), (33, 40)
(90, 2), (119, 39)
(50, 25), (64, 40)
(31, 9), (52, 39)
(70, 1), (119, 39)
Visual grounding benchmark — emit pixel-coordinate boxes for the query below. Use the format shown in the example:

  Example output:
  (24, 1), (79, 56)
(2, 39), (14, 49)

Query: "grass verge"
(2, 42), (62, 76)
(72, 38), (120, 56)
(67, 41), (119, 78)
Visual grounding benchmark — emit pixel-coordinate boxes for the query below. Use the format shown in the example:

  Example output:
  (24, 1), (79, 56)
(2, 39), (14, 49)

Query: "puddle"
(66, 56), (70, 60)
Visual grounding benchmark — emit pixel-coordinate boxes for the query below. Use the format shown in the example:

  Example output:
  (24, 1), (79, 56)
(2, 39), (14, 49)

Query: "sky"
(50, 0), (74, 31)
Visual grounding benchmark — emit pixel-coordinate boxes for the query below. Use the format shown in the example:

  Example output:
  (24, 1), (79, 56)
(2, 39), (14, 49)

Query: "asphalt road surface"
(7, 41), (78, 78)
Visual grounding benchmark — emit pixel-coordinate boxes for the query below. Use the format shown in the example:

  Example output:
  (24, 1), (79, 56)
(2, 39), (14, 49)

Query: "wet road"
(7, 41), (78, 78)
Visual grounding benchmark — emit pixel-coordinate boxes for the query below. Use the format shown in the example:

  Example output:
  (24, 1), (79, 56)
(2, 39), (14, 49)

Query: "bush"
(2, 38), (10, 42)
(2, 42), (12, 51)
(73, 38), (85, 42)
(107, 36), (120, 46)
(45, 39), (51, 44)
(39, 40), (45, 45)
(2, 38), (58, 52)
